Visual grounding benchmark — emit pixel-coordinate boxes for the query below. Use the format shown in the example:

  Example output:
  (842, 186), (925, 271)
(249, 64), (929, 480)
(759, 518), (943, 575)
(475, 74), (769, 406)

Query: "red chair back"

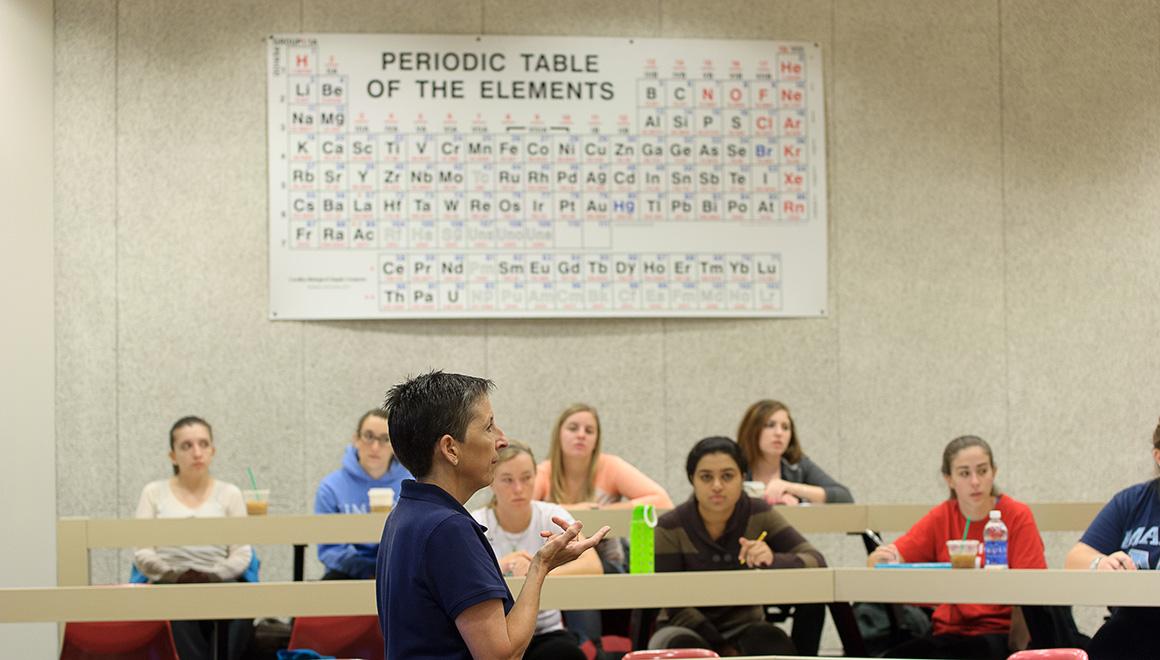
(60, 620), (178, 659)
(288, 615), (384, 660)
(1008, 650), (1089, 660)
(581, 635), (635, 660)
(623, 650), (720, 659)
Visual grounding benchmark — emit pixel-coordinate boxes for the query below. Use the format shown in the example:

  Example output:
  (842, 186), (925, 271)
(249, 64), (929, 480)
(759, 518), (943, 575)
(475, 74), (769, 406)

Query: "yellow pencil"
(740, 530), (769, 564)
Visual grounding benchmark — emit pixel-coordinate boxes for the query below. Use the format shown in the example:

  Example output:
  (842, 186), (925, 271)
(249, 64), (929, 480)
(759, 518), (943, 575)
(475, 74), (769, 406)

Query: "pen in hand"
(739, 530), (768, 565)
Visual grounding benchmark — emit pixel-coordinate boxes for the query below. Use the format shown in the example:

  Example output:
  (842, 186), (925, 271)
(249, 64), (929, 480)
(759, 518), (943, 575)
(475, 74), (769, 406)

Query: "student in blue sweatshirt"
(315, 409), (413, 579)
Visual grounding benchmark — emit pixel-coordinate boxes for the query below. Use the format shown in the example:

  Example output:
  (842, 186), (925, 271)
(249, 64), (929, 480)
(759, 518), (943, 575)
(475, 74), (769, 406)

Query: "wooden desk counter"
(64, 514), (390, 548)
(9, 568), (1160, 623)
(1, 581), (375, 623)
(57, 515), (392, 586)
(530, 568), (833, 610)
(59, 501), (1102, 549)
(60, 509), (631, 551)
(2, 570), (833, 623)
(54, 503), (1105, 586)
(834, 567), (1160, 607)
(575, 502), (1099, 535)
(776, 504), (866, 533)
(863, 503), (1100, 532)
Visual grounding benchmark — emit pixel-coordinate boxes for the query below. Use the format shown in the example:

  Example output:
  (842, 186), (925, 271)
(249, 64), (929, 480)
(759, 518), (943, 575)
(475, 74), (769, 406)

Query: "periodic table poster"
(266, 34), (827, 319)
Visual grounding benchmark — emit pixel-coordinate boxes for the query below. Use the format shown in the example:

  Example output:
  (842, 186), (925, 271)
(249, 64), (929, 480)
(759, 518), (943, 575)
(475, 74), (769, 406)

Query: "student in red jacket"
(867, 435), (1046, 659)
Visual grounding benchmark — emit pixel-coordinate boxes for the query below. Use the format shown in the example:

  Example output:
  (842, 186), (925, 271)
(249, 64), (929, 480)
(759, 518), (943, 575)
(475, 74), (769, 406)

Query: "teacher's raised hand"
(536, 516), (610, 572)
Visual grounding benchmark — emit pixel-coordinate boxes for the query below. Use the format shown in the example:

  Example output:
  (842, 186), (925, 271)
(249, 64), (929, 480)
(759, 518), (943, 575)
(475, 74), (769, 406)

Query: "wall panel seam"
(829, 0), (842, 488)
(830, 0), (840, 487)
(114, 0), (122, 518)
(997, 0), (1013, 492)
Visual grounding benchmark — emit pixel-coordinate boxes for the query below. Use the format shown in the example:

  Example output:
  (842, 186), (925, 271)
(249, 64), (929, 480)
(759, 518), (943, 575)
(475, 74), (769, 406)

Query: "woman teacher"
(376, 371), (610, 660)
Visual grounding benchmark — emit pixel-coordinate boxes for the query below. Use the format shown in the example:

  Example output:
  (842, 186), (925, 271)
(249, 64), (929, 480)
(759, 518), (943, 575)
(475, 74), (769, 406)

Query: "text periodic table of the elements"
(266, 34), (827, 319)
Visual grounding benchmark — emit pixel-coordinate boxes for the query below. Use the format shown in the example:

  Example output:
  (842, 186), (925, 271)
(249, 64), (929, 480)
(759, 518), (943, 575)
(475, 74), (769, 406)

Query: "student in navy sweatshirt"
(314, 409), (413, 579)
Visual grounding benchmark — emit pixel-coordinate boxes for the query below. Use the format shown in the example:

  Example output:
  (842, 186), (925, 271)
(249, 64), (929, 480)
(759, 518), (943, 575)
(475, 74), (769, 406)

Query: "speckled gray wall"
(54, 0), (1160, 636)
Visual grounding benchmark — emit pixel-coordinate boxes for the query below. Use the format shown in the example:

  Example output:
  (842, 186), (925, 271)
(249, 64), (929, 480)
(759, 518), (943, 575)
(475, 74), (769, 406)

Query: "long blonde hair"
(548, 403), (602, 504)
(489, 439), (536, 508)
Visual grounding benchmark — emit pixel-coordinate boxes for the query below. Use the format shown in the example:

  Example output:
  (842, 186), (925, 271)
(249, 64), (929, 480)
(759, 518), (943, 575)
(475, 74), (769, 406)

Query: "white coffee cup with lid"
(368, 487), (395, 513)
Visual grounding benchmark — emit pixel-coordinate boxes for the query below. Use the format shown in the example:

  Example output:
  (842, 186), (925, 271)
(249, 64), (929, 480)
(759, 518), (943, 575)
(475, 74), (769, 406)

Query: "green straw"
(246, 467), (259, 491)
(962, 517), (971, 541)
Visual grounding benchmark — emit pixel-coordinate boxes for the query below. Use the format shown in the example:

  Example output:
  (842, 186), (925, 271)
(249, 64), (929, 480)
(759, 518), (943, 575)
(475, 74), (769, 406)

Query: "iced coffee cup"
(242, 489), (269, 516)
(946, 539), (979, 569)
(368, 487), (395, 513)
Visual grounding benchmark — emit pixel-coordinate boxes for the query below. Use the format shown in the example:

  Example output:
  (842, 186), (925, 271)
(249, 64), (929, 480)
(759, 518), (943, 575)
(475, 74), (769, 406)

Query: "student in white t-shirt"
(471, 439), (600, 660)
(132, 416), (253, 660)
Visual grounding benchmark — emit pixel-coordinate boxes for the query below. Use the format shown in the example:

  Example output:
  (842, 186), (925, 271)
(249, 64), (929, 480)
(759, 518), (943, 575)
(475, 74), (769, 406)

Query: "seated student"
(868, 435), (1046, 659)
(533, 403), (674, 571)
(314, 408), (412, 579)
(133, 416), (254, 660)
(650, 436), (826, 657)
(471, 440), (597, 660)
(533, 403), (675, 649)
(1065, 416), (1160, 659)
(737, 399), (853, 505)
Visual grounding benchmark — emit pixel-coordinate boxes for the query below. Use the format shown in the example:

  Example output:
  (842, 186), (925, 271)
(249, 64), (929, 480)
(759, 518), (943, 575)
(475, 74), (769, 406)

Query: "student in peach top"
(534, 404), (671, 506)
(532, 403), (673, 650)
(533, 403), (672, 573)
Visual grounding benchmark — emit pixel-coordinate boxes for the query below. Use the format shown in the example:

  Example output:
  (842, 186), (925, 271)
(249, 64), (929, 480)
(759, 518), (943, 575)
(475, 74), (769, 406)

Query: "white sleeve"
(470, 507), (489, 526)
(131, 483), (180, 583)
(213, 484), (253, 581)
(549, 503), (576, 524)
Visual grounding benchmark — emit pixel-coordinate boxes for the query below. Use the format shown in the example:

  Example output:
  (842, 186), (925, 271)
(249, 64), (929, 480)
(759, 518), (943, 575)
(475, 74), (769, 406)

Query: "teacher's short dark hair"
(383, 370), (494, 479)
(685, 436), (748, 482)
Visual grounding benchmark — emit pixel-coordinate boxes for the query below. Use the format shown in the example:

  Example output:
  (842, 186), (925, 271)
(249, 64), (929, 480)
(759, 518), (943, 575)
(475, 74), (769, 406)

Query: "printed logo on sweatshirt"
(1128, 549), (1151, 570)
(1120, 526), (1159, 570)
(341, 503), (369, 514)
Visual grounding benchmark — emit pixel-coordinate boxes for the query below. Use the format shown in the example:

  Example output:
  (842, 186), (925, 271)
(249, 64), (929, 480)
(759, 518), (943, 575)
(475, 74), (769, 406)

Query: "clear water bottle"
(983, 509), (1008, 569)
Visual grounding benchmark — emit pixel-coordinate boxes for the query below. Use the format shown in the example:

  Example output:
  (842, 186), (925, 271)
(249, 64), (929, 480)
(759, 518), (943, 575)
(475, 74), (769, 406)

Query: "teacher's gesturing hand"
(537, 516), (611, 572)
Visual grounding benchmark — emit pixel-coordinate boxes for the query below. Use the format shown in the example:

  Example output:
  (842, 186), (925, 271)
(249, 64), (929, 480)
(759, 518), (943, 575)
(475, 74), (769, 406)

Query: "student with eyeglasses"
(314, 408), (413, 579)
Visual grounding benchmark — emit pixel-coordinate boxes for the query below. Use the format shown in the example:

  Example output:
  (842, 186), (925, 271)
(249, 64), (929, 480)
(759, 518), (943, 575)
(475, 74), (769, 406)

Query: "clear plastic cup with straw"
(243, 467), (268, 515)
(946, 517), (976, 568)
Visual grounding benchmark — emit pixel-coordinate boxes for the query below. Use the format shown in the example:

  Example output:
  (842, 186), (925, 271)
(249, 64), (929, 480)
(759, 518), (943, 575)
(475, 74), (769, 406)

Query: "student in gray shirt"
(736, 399), (853, 505)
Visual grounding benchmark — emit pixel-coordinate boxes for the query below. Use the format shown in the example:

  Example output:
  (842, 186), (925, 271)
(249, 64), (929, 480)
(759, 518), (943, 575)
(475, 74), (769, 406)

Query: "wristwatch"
(1089, 555), (1103, 570)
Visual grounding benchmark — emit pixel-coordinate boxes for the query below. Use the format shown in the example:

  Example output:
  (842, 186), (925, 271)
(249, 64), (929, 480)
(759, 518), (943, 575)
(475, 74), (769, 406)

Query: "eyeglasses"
(359, 430), (391, 446)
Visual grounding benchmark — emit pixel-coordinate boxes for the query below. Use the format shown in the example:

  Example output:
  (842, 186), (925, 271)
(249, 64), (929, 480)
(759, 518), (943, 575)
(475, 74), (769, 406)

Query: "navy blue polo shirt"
(376, 479), (513, 659)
